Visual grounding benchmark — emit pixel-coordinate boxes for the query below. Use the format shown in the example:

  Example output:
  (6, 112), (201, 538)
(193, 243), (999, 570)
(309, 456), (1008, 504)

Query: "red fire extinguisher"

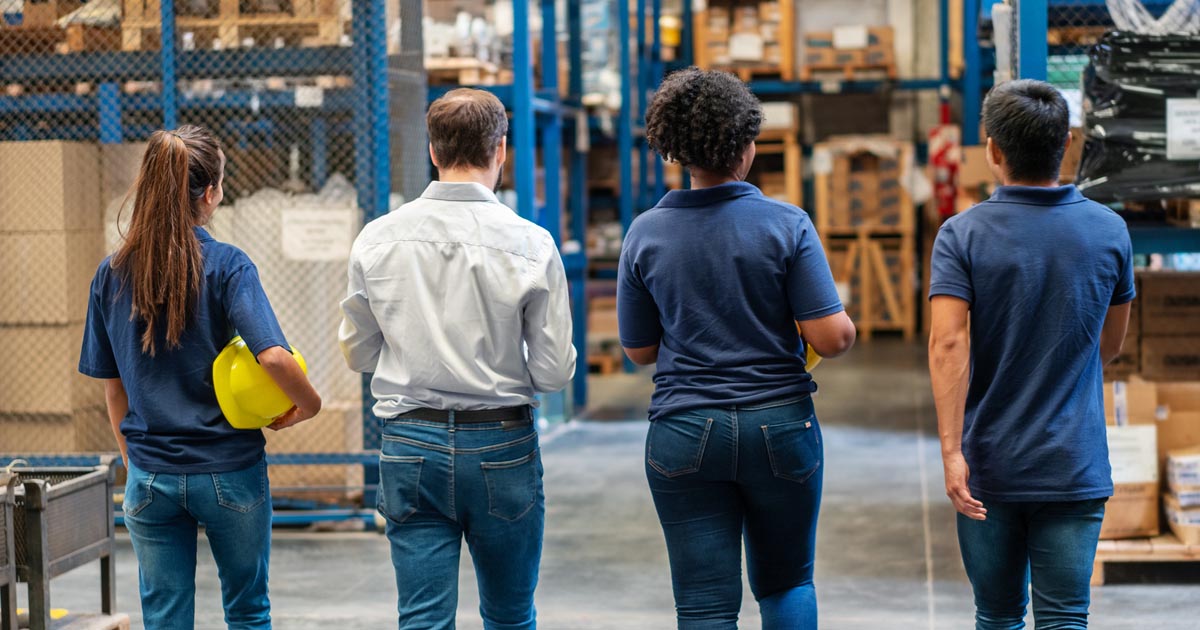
(928, 89), (959, 219)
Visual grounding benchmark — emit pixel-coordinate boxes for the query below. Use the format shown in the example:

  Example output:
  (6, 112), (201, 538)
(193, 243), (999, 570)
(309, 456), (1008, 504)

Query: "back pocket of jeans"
(481, 449), (540, 522)
(123, 465), (155, 517)
(378, 455), (424, 525)
(213, 460), (268, 513)
(647, 415), (714, 478)
(761, 419), (821, 484)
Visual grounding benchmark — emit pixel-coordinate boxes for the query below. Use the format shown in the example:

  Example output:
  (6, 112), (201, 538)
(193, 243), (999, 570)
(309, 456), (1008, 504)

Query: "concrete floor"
(45, 340), (1200, 628)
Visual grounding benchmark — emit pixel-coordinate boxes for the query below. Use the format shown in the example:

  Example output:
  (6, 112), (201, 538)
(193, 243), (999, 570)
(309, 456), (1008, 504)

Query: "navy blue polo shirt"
(79, 227), (290, 474)
(930, 185), (1135, 502)
(618, 181), (844, 420)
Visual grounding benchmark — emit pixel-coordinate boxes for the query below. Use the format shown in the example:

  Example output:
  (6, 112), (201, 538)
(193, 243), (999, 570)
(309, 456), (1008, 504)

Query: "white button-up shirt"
(338, 181), (577, 418)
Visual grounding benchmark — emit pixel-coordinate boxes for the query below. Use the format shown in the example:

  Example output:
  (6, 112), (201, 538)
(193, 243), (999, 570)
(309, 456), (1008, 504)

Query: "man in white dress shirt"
(339, 88), (576, 630)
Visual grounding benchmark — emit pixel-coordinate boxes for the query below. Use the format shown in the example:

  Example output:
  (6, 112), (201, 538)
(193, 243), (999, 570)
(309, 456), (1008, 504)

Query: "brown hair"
(113, 125), (223, 356)
(426, 88), (508, 170)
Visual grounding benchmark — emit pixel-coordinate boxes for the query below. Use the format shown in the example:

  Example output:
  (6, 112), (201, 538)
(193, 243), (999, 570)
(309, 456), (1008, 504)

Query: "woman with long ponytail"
(79, 125), (321, 629)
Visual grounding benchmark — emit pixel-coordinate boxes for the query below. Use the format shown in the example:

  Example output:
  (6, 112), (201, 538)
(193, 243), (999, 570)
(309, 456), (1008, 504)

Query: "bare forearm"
(929, 335), (970, 456)
(258, 346), (322, 415)
(103, 379), (129, 464)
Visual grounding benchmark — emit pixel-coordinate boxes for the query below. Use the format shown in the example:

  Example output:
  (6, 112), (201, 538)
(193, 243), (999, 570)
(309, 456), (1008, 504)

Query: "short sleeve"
(223, 263), (289, 355)
(929, 220), (974, 304)
(78, 272), (119, 379)
(1111, 231), (1136, 306)
(788, 218), (845, 321)
(617, 237), (663, 348)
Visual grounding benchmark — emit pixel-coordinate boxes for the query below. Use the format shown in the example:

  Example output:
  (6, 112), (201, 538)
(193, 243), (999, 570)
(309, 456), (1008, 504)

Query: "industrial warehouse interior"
(2, 1), (1200, 629)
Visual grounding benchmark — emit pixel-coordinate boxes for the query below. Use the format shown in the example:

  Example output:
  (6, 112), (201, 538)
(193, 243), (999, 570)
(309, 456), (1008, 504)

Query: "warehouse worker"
(339, 88), (576, 630)
(79, 125), (322, 630)
(618, 67), (856, 629)
(929, 80), (1134, 630)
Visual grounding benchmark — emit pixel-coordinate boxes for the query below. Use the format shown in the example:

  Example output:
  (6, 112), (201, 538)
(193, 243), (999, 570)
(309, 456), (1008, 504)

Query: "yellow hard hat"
(212, 336), (307, 430)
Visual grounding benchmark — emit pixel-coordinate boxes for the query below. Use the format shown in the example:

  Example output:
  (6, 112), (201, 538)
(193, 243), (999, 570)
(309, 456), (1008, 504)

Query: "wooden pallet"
(824, 233), (916, 341)
(0, 23), (121, 55)
(799, 62), (897, 82)
(425, 57), (502, 86)
(121, 0), (344, 50)
(1093, 533), (1200, 585)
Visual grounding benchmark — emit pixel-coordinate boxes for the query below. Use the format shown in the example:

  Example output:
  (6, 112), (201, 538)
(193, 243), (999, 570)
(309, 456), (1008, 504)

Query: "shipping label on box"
(1107, 424), (1158, 484)
(832, 25), (869, 50)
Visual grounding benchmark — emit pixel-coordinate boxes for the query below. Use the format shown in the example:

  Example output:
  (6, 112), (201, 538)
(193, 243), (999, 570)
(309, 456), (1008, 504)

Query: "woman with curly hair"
(617, 67), (856, 629)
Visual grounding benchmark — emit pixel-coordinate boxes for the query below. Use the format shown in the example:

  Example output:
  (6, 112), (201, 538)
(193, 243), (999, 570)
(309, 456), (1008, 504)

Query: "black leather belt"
(395, 405), (533, 424)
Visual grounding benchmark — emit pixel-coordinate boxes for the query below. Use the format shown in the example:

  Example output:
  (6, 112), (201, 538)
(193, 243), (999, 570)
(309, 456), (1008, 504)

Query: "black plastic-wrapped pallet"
(1076, 31), (1200, 203)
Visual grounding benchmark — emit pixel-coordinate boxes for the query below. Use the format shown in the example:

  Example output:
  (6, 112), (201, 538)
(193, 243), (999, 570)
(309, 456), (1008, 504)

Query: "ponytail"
(113, 125), (222, 356)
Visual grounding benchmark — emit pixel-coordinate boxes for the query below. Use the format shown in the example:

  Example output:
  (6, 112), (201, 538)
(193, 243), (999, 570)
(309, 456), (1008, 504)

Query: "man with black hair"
(928, 79), (1134, 629)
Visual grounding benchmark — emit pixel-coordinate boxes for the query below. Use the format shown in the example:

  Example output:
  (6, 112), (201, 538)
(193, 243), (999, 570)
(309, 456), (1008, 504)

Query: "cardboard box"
(19, 0), (85, 27)
(1167, 447), (1200, 507)
(1163, 492), (1200, 545)
(760, 102), (797, 132)
(959, 145), (995, 190)
(0, 407), (115, 454)
(804, 47), (840, 67)
(1060, 127), (1084, 182)
(1139, 271), (1200, 336)
(1141, 337), (1200, 382)
(867, 26), (895, 48)
(1104, 378), (1159, 426)
(758, 1), (782, 23)
(264, 403), (364, 503)
(588, 296), (619, 342)
(0, 231), (103, 325)
(864, 47), (895, 66)
(0, 141), (102, 232)
(1101, 424), (1160, 539)
(101, 143), (147, 253)
(0, 324), (104, 415)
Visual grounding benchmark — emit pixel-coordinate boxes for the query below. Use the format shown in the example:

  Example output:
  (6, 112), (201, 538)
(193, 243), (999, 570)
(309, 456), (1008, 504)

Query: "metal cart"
(1, 474), (16, 630)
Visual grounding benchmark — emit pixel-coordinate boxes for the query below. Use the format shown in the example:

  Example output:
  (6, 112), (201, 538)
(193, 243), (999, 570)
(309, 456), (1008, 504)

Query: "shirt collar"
(194, 226), (214, 242)
(989, 184), (1085, 206)
(420, 181), (503, 204)
(656, 181), (760, 208)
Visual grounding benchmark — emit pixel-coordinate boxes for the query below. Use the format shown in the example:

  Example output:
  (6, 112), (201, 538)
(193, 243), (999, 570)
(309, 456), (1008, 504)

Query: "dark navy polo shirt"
(930, 185), (1135, 502)
(79, 227), (290, 474)
(617, 181), (844, 421)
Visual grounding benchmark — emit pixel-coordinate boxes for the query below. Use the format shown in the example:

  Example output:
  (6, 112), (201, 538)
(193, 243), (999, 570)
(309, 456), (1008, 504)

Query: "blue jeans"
(646, 396), (823, 630)
(123, 459), (272, 630)
(957, 499), (1107, 630)
(377, 415), (544, 630)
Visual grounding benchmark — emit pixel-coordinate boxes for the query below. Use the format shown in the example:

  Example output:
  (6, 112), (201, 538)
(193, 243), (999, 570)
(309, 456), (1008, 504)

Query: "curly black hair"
(644, 67), (763, 175)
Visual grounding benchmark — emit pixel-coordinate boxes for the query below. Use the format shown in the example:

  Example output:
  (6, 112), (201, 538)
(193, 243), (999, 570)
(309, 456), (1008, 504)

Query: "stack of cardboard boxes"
(802, 26), (895, 71)
(1102, 377), (1200, 541)
(828, 150), (903, 228)
(1165, 447), (1200, 544)
(0, 141), (111, 453)
(695, 1), (791, 76)
(1139, 271), (1200, 382)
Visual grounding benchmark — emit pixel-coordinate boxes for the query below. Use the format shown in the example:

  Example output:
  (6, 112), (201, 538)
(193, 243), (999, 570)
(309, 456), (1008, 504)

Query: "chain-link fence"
(0, 0), (404, 507)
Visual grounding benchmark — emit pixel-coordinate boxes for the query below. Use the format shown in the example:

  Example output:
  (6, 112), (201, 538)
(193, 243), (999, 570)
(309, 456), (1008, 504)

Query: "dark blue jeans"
(646, 396), (823, 630)
(957, 499), (1107, 630)
(123, 459), (273, 630)
(377, 415), (544, 630)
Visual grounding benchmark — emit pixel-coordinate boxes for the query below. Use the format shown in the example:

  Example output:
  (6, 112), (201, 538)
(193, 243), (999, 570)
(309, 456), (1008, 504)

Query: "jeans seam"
(731, 410), (739, 479)
(448, 423), (457, 521)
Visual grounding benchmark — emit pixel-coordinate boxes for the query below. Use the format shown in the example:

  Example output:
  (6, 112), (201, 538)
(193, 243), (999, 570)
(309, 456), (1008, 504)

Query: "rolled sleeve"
(523, 239), (577, 393)
(929, 221), (974, 305)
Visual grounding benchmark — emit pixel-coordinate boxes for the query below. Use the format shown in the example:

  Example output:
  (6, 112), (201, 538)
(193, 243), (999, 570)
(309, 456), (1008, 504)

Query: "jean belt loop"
(447, 410), (455, 429)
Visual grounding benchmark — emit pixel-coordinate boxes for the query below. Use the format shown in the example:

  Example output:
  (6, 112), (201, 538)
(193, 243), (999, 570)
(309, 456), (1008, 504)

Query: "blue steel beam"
(369, 0), (391, 216)
(963, 0), (983, 145)
(513, 0), (536, 221)
(618, 0), (634, 231)
(540, 0), (562, 244)
(1017, 0), (1048, 80)
(159, 0), (178, 128)
(98, 83), (121, 144)
(651, 0), (665, 202)
(567, 0), (589, 410)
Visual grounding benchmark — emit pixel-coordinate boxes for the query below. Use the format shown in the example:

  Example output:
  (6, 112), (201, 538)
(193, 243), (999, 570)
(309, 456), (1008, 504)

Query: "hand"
(943, 451), (986, 520)
(268, 405), (318, 431)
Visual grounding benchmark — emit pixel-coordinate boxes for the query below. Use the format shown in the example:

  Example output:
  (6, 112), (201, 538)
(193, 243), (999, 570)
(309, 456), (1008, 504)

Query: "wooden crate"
(121, 0), (344, 50)
(425, 57), (502, 86)
(1092, 533), (1200, 585)
(825, 234), (916, 341)
(814, 138), (915, 235)
(692, 0), (795, 82)
(0, 23), (121, 55)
